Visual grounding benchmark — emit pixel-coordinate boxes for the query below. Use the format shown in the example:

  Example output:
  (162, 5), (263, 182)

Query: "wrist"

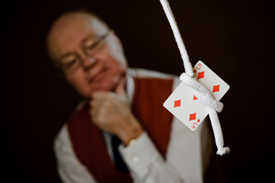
(118, 116), (144, 146)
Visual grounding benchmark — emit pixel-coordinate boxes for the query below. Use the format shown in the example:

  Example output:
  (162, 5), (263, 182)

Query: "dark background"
(2, 0), (274, 182)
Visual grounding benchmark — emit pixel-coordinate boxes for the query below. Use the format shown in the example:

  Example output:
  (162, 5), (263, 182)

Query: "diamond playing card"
(163, 61), (230, 131)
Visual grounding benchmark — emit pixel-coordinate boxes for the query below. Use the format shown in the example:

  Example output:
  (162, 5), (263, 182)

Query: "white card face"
(163, 61), (230, 131)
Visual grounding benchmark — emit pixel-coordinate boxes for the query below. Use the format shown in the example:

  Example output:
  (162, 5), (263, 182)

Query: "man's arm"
(118, 115), (211, 183)
(90, 75), (212, 183)
(89, 77), (144, 146)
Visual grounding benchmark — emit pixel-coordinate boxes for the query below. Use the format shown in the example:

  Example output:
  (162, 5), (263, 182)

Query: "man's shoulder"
(54, 100), (88, 143)
(128, 68), (178, 79)
(128, 68), (181, 87)
(54, 123), (69, 150)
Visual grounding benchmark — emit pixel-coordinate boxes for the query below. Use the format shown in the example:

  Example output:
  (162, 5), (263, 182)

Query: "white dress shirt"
(54, 68), (213, 183)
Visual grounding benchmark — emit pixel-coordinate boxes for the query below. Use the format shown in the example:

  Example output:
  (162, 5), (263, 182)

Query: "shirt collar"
(126, 70), (135, 107)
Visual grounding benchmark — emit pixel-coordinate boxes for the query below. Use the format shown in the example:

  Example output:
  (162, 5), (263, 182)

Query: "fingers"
(115, 77), (126, 95)
(89, 76), (127, 122)
(91, 90), (111, 100)
(90, 76), (126, 99)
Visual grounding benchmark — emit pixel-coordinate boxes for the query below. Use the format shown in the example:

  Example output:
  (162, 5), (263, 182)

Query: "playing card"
(163, 60), (230, 131)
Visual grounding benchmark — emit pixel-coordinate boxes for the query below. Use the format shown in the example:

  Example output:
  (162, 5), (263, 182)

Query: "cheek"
(66, 71), (91, 97)
(106, 56), (127, 78)
(104, 40), (127, 70)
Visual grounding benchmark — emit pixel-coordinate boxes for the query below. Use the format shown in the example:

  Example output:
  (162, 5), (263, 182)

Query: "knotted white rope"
(159, 0), (230, 155)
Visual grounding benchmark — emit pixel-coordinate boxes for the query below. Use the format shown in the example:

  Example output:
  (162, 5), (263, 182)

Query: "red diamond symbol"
(197, 119), (200, 122)
(197, 71), (205, 79)
(189, 113), (196, 121)
(193, 95), (198, 100)
(174, 99), (181, 108)
(213, 85), (220, 93)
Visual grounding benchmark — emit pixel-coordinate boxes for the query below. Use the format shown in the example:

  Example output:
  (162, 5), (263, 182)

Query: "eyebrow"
(58, 30), (109, 61)
(81, 30), (109, 45)
(81, 34), (101, 47)
(58, 34), (97, 61)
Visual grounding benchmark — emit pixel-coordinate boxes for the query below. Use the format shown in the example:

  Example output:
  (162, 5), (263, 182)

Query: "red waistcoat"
(68, 77), (174, 183)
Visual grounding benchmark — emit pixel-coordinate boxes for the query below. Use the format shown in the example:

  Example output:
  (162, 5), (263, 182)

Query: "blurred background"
(2, 0), (274, 182)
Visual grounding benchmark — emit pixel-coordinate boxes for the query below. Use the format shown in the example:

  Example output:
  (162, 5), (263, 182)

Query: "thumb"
(115, 76), (126, 95)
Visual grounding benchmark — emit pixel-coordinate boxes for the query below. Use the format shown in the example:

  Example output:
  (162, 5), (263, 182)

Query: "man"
(47, 10), (213, 183)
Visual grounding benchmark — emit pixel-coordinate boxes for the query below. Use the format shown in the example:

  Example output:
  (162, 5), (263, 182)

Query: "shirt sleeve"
(119, 119), (211, 183)
(54, 124), (98, 183)
(118, 77), (213, 183)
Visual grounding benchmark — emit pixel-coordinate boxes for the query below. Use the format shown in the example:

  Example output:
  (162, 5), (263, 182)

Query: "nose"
(82, 56), (97, 70)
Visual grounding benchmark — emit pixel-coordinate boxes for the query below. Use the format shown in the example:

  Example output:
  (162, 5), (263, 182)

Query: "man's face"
(47, 12), (127, 98)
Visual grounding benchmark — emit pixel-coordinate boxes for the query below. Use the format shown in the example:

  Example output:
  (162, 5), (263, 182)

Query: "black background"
(2, 0), (275, 182)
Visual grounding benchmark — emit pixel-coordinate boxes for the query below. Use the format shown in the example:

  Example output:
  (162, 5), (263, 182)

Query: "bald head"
(45, 10), (127, 97)
(47, 11), (109, 62)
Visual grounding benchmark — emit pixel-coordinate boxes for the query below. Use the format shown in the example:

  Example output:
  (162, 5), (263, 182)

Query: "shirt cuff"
(118, 132), (162, 178)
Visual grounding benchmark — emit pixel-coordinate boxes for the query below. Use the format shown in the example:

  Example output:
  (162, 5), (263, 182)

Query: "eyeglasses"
(57, 31), (109, 74)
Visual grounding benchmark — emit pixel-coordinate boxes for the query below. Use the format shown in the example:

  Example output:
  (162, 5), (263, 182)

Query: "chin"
(88, 80), (117, 94)
(99, 80), (117, 91)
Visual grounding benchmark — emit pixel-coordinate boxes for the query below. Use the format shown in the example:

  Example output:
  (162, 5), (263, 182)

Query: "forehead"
(48, 12), (108, 60)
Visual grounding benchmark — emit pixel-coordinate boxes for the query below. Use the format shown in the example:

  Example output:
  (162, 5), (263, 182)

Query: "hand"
(89, 77), (144, 145)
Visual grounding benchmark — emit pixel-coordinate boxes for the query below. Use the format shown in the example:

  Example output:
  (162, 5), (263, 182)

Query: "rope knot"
(179, 72), (224, 113)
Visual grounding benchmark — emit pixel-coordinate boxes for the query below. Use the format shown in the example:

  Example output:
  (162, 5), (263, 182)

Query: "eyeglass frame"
(55, 30), (110, 75)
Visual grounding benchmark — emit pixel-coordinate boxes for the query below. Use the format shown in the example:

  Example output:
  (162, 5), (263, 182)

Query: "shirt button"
(132, 155), (139, 163)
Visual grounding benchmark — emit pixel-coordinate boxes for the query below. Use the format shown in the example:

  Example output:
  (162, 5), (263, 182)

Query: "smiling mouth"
(89, 68), (108, 83)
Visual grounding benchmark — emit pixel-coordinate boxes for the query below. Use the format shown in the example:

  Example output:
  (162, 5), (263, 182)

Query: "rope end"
(217, 102), (224, 113)
(216, 147), (230, 156)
